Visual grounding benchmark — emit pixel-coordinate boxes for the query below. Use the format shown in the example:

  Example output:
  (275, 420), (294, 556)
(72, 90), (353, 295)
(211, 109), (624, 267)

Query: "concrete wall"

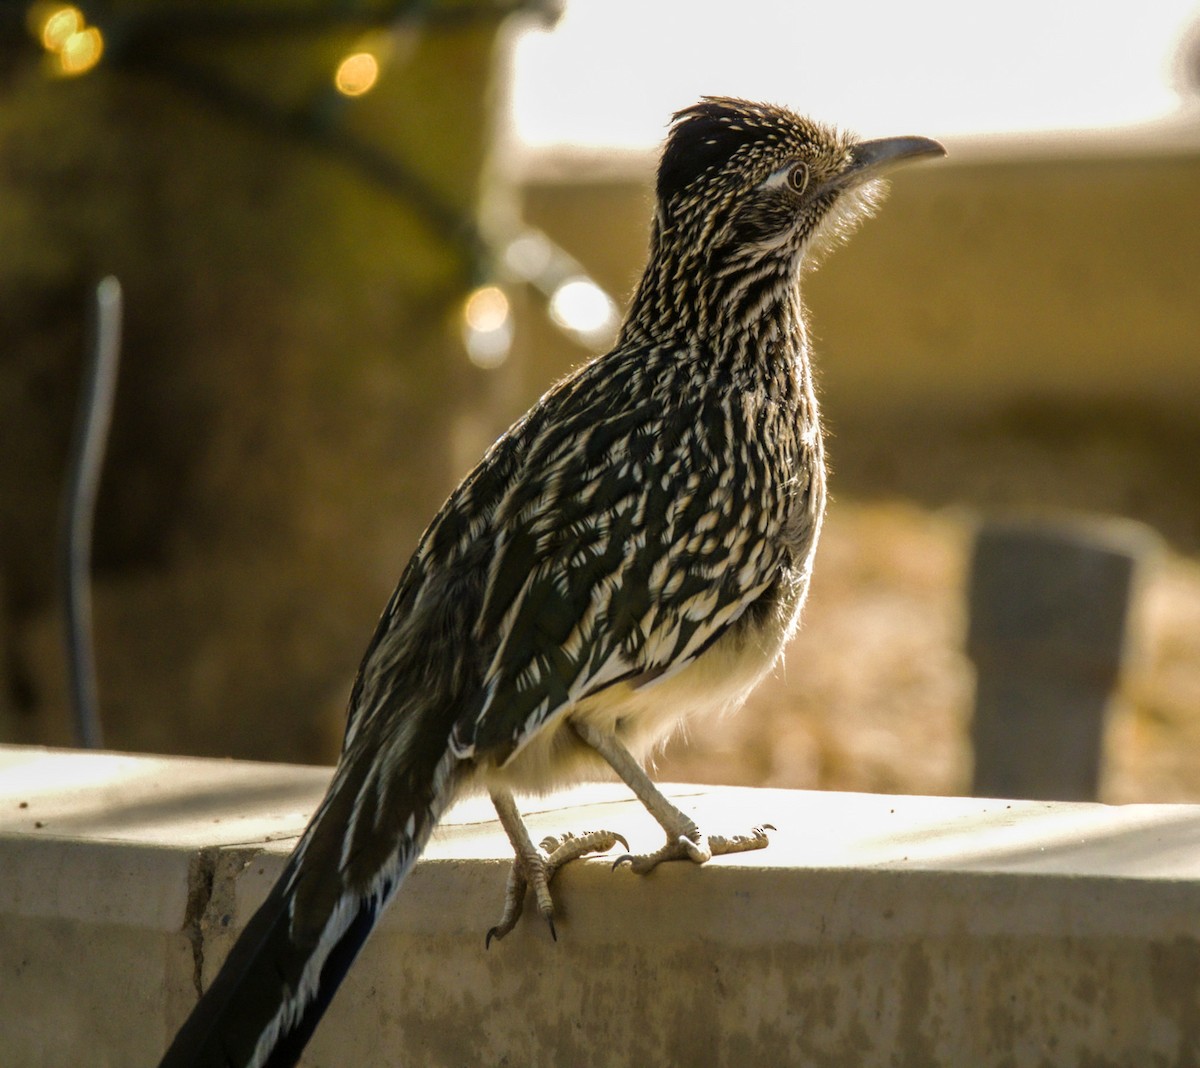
(4, 745), (1200, 1065)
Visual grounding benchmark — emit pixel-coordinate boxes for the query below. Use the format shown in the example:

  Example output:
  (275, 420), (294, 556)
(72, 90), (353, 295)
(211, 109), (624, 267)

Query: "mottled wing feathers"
(454, 344), (793, 763)
(343, 329), (796, 774)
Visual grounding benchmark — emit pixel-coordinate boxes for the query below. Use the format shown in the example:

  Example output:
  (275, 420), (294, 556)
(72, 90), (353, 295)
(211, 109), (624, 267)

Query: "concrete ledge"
(3, 745), (1200, 1065)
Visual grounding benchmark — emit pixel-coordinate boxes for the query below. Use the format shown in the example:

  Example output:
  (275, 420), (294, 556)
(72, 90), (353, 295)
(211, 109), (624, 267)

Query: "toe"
(708, 825), (772, 856)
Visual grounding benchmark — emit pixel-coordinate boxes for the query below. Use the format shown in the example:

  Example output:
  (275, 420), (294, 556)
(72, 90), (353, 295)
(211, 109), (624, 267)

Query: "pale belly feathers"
(475, 560), (811, 797)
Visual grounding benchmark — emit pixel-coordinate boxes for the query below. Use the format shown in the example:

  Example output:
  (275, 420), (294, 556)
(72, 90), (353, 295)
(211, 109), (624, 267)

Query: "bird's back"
(435, 323), (825, 791)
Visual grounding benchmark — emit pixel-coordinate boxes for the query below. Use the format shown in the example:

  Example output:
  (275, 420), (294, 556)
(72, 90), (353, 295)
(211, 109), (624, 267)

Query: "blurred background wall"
(0, 0), (538, 760)
(2, 0), (1199, 803)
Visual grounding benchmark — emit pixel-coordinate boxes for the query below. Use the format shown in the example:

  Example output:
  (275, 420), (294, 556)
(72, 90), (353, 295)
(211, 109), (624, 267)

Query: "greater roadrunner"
(158, 97), (943, 1068)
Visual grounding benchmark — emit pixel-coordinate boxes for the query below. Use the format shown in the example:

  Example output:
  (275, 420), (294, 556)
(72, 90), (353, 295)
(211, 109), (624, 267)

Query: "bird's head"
(657, 96), (944, 270)
(628, 96), (943, 346)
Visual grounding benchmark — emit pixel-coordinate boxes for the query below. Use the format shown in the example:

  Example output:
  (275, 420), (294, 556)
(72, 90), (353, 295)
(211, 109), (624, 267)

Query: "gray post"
(967, 517), (1153, 801)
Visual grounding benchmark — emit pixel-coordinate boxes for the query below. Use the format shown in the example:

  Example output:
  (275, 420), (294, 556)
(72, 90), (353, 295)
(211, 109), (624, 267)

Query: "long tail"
(158, 739), (462, 1068)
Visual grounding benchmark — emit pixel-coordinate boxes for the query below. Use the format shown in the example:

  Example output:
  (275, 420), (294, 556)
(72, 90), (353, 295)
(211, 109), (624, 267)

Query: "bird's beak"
(838, 135), (946, 186)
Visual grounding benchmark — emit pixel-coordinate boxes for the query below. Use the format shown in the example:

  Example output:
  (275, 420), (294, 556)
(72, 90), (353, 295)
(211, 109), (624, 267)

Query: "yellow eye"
(787, 162), (810, 194)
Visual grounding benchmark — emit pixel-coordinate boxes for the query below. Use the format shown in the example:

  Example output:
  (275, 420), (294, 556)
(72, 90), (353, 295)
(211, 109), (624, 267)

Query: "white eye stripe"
(760, 162), (810, 193)
(760, 167), (792, 190)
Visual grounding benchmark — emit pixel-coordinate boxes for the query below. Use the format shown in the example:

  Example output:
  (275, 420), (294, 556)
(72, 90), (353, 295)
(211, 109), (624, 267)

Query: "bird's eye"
(787, 163), (810, 194)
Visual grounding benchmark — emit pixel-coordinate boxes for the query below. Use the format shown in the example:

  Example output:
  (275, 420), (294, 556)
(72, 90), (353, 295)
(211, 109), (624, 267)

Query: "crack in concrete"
(183, 847), (219, 999)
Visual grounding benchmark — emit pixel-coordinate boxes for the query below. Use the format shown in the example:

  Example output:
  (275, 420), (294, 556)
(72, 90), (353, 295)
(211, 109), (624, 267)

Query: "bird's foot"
(614, 823), (773, 875)
(486, 828), (627, 947)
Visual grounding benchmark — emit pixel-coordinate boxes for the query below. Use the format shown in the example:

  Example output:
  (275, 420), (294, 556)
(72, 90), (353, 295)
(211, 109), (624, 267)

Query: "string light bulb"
(38, 4), (81, 50)
(462, 285), (513, 369)
(334, 52), (380, 97)
(31, 3), (103, 76)
(58, 25), (103, 75)
(548, 276), (618, 346)
(498, 229), (621, 352)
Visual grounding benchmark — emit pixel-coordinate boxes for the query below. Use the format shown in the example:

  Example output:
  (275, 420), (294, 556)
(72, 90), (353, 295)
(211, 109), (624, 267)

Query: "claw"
(488, 827), (630, 943)
(486, 906), (523, 949)
(604, 834), (632, 867)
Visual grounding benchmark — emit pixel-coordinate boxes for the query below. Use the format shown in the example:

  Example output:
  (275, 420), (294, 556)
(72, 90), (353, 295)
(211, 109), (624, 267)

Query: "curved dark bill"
(843, 135), (946, 183)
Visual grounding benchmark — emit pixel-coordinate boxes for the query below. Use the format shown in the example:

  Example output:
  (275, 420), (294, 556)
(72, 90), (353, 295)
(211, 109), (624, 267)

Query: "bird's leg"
(571, 720), (771, 875)
(486, 788), (627, 945)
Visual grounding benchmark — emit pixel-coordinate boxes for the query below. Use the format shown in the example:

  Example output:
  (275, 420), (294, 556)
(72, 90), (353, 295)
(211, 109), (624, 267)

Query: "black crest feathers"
(657, 98), (765, 207)
(656, 96), (824, 211)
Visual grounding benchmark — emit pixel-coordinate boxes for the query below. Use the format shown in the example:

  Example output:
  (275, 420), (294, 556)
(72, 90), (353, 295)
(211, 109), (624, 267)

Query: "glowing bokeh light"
(335, 52), (380, 97)
(463, 285), (511, 334)
(39, 4), (81, 52)
(503, 231), (553, 281)
(548, 277), (617, 342)
(58, 25), (103, 75)
(462, 285), (513, 369)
